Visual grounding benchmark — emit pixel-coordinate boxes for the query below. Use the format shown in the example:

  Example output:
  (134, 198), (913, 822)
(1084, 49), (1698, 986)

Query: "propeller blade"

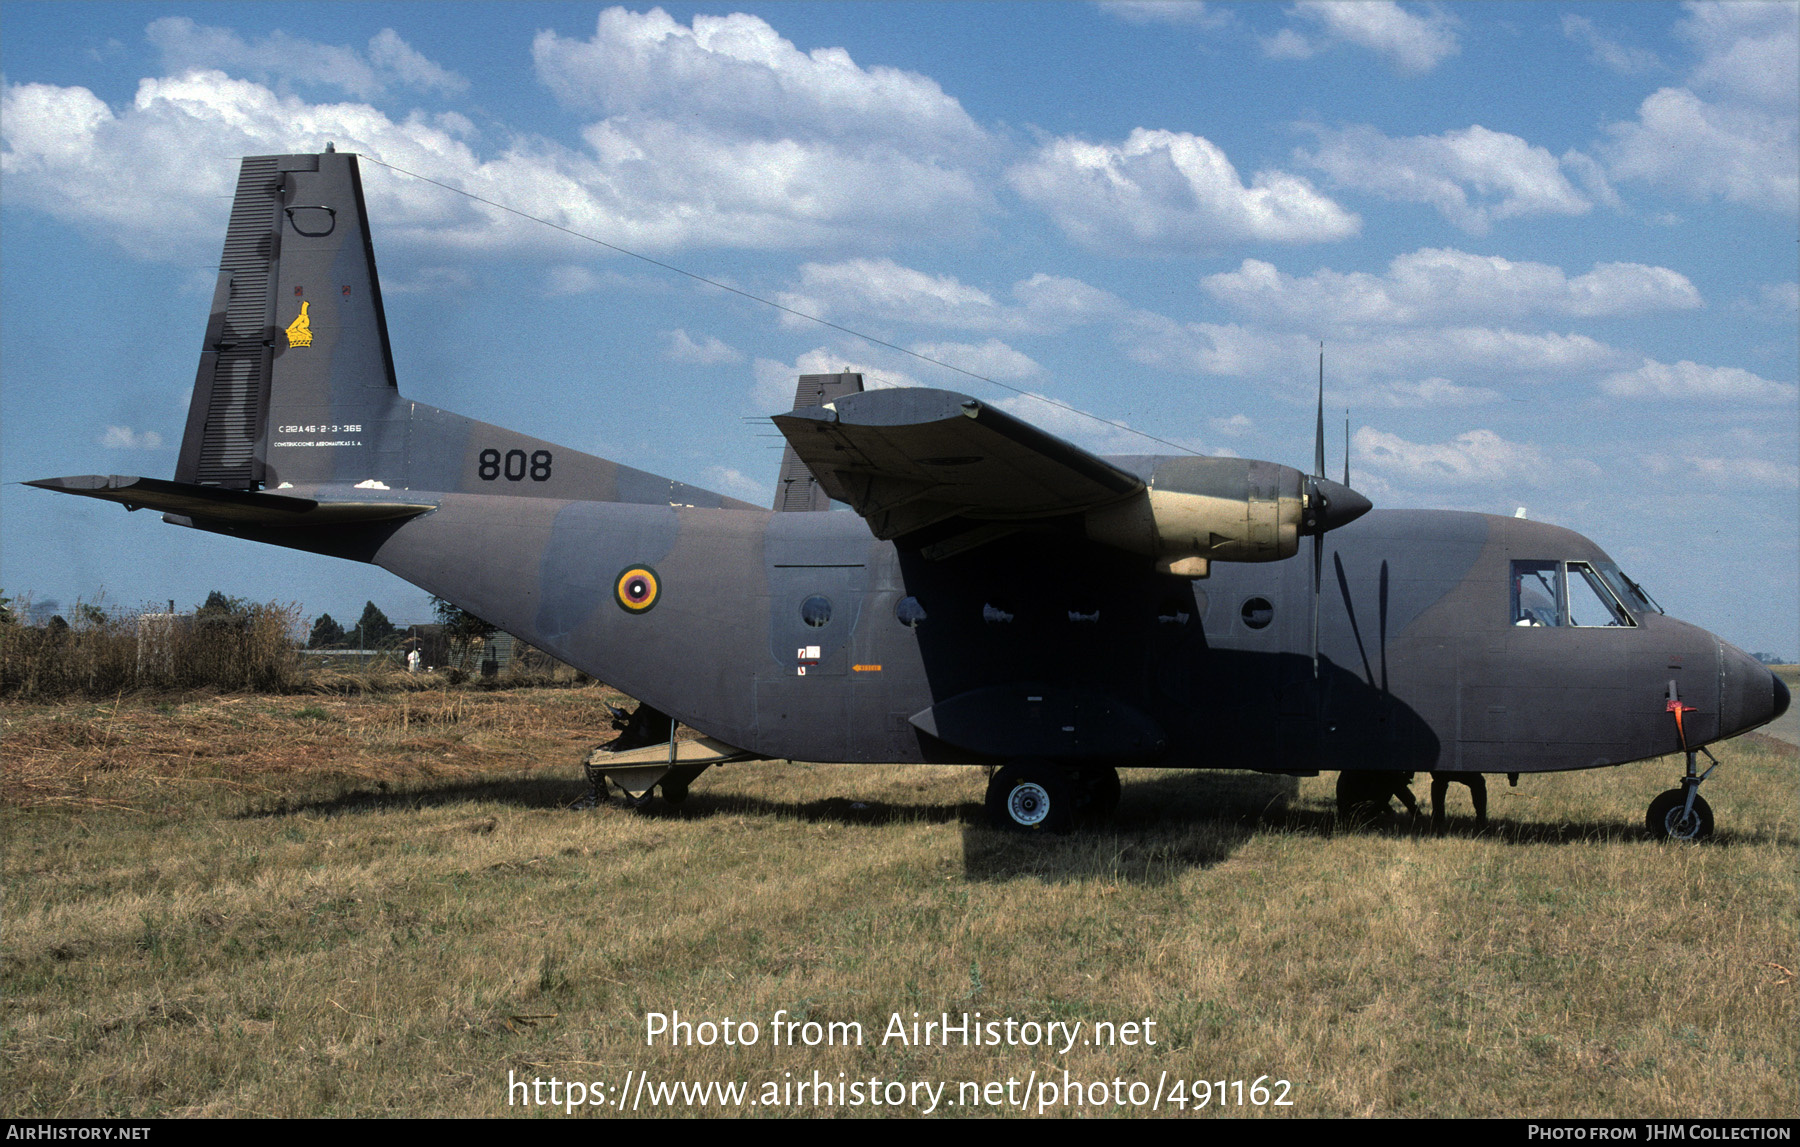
(1312, 521), (1322, 679)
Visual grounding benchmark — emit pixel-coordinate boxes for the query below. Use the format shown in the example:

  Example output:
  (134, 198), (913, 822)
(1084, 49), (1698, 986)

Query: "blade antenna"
(1314, 345), (1326, 479)
(1344, 408), (1350, 487)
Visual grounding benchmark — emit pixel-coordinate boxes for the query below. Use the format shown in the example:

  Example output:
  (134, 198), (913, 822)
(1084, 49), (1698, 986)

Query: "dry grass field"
(3, 683), (1794, 1118)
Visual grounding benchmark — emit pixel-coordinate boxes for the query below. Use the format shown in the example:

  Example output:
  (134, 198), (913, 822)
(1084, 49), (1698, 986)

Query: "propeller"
(1302, 349), (1372, 679)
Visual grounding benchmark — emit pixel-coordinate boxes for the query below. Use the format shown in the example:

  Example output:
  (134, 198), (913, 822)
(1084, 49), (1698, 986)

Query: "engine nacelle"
(1083, 457), (1310, 572)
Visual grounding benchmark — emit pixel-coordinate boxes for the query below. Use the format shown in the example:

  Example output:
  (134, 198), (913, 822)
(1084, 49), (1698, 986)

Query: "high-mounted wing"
(771, 388), (1144, 542)
(772, 386), (1371, 570)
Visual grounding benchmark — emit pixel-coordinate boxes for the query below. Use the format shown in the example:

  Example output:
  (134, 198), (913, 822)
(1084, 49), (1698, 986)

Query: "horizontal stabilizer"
(772, 388), (1143, 540)
(26, 475), (434, 526)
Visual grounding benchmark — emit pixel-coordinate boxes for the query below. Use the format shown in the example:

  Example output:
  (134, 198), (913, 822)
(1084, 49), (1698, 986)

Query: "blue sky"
(3, 1), (1796, 657)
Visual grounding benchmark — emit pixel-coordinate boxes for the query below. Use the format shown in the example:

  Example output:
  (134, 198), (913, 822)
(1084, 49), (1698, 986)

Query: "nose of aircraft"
(1718, 640), (1789, 738)
(1311, 477), (1373, 534)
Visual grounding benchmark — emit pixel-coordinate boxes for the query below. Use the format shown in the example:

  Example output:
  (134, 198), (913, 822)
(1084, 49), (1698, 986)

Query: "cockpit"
(1510, 559), (1661, 628)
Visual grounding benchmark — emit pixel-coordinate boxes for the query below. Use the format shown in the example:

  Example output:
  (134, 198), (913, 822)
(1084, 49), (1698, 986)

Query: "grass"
(2, 686), (1794, 1117)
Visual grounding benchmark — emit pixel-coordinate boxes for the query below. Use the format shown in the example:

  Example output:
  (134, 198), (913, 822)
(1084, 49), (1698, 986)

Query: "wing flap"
(771, 388), (1143, 540)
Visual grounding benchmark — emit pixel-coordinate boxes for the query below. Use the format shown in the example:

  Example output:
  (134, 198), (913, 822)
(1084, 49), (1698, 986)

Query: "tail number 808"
(478, 449), (552, 482)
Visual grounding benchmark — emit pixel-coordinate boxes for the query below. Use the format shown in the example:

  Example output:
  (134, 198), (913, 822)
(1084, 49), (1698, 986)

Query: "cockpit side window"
(1567, 561), (1635, 627)
(1511, 560), (1562, 626)
(1595, 560), (1663, 615)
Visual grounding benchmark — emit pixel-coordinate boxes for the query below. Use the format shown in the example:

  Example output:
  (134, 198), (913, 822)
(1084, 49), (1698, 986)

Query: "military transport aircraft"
(29, 150), (1789, 839)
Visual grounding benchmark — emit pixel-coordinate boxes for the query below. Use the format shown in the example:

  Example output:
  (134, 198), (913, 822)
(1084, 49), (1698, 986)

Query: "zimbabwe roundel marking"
(615, 566), (661, 614)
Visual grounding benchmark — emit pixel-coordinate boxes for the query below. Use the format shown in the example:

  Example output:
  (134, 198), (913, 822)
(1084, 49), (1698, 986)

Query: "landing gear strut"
(1647, 748), (1717, 841)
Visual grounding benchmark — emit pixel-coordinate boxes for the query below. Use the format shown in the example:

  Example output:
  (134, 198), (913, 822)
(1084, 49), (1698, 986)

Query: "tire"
(1647, 788), (1713, 841)
(986, 761), (1075, 834)
(1336, 771), (1399, 830)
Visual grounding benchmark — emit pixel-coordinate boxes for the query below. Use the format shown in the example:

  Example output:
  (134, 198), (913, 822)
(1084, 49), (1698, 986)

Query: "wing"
(771, 388), (1143, 549)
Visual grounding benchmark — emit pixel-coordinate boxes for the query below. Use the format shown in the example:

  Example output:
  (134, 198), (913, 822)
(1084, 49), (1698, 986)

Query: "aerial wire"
(356, 154), (1203, 456)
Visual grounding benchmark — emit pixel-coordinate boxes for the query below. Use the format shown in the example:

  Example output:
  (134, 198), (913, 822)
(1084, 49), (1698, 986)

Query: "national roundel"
(614, 566), (661, 614)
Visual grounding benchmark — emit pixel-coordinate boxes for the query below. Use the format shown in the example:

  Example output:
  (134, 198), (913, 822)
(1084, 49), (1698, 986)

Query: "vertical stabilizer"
(175, 150), (404, 490)
(772, 371), (863, 511)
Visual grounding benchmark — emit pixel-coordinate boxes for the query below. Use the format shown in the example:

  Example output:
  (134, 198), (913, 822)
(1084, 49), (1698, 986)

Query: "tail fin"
(157, 148), (753, 510)
(175, 149), (402, 490)
(772, 371), (863, 511)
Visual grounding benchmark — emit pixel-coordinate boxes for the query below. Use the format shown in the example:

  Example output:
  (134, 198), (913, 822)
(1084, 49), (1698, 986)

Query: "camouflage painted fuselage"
(218, 490), (1776, 775)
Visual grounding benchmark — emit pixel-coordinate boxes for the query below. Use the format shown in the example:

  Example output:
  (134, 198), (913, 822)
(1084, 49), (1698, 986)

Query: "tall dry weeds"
(0, 599), (302, 699)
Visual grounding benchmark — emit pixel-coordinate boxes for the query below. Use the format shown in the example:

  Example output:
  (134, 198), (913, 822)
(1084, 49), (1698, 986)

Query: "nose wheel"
(1647, 748), (1718, 841)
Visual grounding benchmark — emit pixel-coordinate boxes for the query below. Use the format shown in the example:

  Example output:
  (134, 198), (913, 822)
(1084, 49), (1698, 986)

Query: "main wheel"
(1336, 771), (1398, 829)
(986, 761), (1075, 833)
(1647, 788), (1713, 841)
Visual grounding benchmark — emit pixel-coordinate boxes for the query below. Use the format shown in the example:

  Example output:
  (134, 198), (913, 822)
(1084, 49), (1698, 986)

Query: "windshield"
(1595, 560), (1663, 615)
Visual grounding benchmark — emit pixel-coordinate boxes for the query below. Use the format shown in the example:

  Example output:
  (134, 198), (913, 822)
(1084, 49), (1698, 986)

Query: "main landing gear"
(985, 761), (1121, 833)
(1647, 747), (1717, 841)
(1334, 770), (1422, 829)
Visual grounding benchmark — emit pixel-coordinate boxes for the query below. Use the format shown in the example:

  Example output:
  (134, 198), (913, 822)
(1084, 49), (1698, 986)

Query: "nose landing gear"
(1650, 682), (1718, 841)
(1647, 747), (1718, 841)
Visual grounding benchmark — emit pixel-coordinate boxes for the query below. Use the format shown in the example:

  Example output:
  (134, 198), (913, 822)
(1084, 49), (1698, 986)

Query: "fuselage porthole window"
(801, 595), (832, 628)
(895, 596), (927, 628)
(1240, 597), (1273, 630)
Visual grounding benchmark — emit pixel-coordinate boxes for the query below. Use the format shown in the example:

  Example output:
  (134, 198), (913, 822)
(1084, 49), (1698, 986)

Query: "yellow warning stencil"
(286, 301), (313, 348)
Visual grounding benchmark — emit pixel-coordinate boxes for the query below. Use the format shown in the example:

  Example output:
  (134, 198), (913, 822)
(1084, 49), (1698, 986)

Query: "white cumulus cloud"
(1354, 427), (1554, 484)
(1561, 14), (1662, 75)
(146, 18), (469, 98)
(1600, 2), (1798, 213)
(1122, 316), (1620, 386)
(907, 339), (1041, 381)
(1674, 455), (1800, 491)
(1297, 124), (1598, 233)
(777, 261), (1126, 337)
(753, 348), (921, 412)
(1, 9), (998, 264)
(1599, 359), (1798, 403)
(100, 426), (164, 450)
(1201, 249), (1702, 325)
(1275, 2), (1461, 75)
(1010, 127), (1358, 253)
(664, 329), (744, 365)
